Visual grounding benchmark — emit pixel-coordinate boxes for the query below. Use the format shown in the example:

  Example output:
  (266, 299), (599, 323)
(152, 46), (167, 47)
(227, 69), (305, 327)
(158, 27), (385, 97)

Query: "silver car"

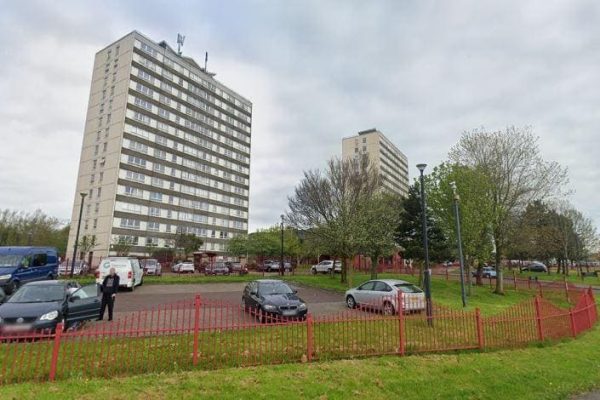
(344, 279), (426, 315)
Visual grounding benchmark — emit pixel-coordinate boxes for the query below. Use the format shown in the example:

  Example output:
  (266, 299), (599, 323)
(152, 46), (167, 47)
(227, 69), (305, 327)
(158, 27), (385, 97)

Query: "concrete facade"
(342, 128), (409, 197)
(66, 31), (252, 260)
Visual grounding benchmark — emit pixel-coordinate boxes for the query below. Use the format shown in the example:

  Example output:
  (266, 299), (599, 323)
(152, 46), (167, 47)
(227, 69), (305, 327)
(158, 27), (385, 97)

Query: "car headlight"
(298, 303), (307, 310)
(40, 310), (59, 321)
(0, 274), (11, 280)
(263, 304), (277, 311)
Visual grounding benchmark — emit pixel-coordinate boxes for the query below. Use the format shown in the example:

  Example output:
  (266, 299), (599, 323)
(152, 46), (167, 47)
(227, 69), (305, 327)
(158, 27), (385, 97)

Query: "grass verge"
(3, 325), (600, 400)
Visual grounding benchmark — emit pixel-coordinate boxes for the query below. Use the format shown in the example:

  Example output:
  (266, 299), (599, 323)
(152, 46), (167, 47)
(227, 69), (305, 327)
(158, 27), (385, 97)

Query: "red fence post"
(564, 277), (570, 303)
(306, 313), (314, 362)
(475, 308), (484, 350)
(445, 269), (449, 281)
(192, 295), (201, 366)
(49, 323), (64, 381)
(534, 296), (545, 341)
(398, 292), (405, 356)
(538, 282), (543, 298)
(569, 307), (577, 337)
(584, 291), (593, 330)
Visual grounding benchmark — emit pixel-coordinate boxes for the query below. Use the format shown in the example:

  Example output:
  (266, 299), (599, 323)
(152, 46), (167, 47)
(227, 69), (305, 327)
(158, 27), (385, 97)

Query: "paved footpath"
(573, 392), (600, 399)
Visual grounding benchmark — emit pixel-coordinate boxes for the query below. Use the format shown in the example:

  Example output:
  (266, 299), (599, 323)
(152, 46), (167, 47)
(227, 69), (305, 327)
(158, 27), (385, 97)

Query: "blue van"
(0, 247), (59, 294)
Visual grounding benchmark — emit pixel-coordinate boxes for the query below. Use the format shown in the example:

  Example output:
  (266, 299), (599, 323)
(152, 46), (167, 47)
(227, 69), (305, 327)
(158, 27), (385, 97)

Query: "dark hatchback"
(0, 280), (102, 334)
(241, 280), (307, 322)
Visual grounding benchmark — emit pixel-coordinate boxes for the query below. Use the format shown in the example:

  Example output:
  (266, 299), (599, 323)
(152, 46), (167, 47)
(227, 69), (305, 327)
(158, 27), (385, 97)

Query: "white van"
(96, 257), (143, 291)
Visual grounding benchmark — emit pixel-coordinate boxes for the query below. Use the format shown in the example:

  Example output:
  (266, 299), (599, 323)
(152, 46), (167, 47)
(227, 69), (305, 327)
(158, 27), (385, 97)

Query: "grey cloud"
(0, 0), (598, 234)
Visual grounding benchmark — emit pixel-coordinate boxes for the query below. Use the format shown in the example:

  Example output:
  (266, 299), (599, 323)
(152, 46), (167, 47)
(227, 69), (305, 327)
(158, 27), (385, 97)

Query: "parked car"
(142, 259), (162, 276)
(258, 260), (292, 272)
(344, 279), (426, 315)
(521, 261), (548, 273)
(0, 247), (59, 295)
(205, 262), (230, 276)
(0, 280), (101, 333)
(241, 279), (307, 322)
(95, 257), (143, 291)
(173, 262), (195, 274)
(472, 266), (497, 278)
(58, 260), (89, 277)
(226, 262), (248, 275)
(310, 260), (342, 274)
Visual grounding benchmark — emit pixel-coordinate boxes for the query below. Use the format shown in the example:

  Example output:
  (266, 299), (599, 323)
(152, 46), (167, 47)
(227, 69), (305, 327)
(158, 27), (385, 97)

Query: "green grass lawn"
(3, 325), (600, 400)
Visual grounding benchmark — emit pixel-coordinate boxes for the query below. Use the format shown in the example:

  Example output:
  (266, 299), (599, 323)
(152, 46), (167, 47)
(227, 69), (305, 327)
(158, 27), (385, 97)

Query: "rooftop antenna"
(177, 33), (185, 55)
(204, 51), (208, 71)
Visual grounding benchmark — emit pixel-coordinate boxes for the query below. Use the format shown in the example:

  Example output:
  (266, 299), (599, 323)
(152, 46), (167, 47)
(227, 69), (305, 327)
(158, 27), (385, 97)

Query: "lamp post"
(70, 192), (87, 278)
(417, 164), (433, 324)
(450, 182), (467, 307)
(280, 214), (285, 276)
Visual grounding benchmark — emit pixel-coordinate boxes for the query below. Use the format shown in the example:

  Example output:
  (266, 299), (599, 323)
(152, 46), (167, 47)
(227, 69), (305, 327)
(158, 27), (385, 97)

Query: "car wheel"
(139, 277), (143, 286)
(383, 302), (395, 316)
(311, 268), (316, 275)
(346, 295), (356, 309)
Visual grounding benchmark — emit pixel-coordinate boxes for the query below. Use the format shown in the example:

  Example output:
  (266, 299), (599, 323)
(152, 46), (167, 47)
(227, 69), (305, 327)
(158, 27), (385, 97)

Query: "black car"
(205, 263), (230, 276)
(0, 280), (102, 334)
(241, 279), (308, 322)
(520, 262), (548, 273)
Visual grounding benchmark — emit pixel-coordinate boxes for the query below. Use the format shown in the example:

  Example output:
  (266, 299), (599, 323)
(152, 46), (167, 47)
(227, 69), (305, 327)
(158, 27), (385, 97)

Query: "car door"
(373, 281), (394, 309)
(66, 284), (102, 324)
(354, 281), (376, 306)
(15, 255), (35, 284)
(247, 282), (261, 310)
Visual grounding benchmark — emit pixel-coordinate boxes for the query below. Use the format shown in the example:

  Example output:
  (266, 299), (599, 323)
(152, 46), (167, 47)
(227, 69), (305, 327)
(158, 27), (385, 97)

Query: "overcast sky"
(0, 0), (598, 232)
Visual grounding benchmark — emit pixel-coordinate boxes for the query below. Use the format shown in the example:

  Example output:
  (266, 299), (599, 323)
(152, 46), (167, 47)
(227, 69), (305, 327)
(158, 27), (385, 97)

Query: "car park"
(0, 280), (101, 333)
(344, 279), (426, 315)
(521, 261), (548, 273)
(205, 262), (230, 276)
(0, 247), (59, 295)
(310, 260), (342, 274)
(241, 280), (308, 322)
(96, 257), (143, 291)
(142, 259), (162, 276)
(58, 260), (89, 276)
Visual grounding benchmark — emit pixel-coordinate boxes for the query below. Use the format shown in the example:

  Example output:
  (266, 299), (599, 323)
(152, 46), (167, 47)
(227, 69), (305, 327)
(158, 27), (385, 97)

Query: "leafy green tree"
(426, 163), (494, 282)
(449, 126), (568, 294)
(174, 233), (204, 259)
(110, 237), (134, 256)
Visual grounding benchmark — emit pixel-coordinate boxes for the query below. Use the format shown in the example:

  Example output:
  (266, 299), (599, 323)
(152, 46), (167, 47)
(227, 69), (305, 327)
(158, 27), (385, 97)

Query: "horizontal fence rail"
(0, 286), (597, 385)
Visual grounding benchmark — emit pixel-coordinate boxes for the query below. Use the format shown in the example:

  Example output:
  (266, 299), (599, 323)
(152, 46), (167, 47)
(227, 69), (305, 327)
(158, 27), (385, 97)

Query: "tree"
(396, 181), (451, 278)
(449, 126), (568, 294)
(174, 233), (204, 260)
(427, 163), (494, 283)
(356, 193), (402, 279)
(287, 155), (380, 284)
(0, 209), (69, 253)
(77, 235), (98, 261)
(110, 237), (134, 256)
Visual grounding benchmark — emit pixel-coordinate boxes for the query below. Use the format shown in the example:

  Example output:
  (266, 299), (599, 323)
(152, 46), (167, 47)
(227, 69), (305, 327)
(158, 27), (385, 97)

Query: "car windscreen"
(8, 285), (65, 303)
(394, 284), (423, 294)
(258, 282), (293, 295)
(0, 254), (22, 267)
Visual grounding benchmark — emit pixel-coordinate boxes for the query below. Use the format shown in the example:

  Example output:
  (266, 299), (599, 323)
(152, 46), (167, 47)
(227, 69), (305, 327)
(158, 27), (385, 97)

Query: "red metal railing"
(0, 287), (597, 384)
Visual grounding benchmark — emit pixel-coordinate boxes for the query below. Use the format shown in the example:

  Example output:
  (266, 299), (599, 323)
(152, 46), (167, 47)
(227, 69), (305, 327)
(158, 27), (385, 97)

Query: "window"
(125, 170), (145, 182)
(151, 177), (164, 188)
(137, 69), (153, 83)
(129, 141), (148, 153)
(97, 188), (102, 198)
(362, 137), (366, 143)
(154, 149), (166, 159)
(149, 192), (163, 202)
(140, 43), (157, 57)
(136, 83), (154, 97)
(153, 163), (165, 173)
(103, 142), (108, 153)
(134, 97), (153, 110)
(158, 108), (170, 119)
(92, 159), (97, 169)
(32, 253), (47, 267)
(358, 281), (376, 291)
(95, 203), (100, 213)
(93, 219), (98, 229)
(127, 155), (146, 167)
(148, 222), (160, 231)
(155, 135), (168, 146)
(99, 172), (104, 183)
(146, 237), (158, 246)
(374, 282), (392, 292)
(124, 186), (142, 197)
(148, 207), (160, 217)
(133, 112), (151, 125)
(120, 218), (140, 229)
(90, 174), (95, 184)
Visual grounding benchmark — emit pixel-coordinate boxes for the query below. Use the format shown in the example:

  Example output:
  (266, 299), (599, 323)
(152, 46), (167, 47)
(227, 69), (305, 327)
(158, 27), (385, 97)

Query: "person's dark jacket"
(101, 274), (120, 296)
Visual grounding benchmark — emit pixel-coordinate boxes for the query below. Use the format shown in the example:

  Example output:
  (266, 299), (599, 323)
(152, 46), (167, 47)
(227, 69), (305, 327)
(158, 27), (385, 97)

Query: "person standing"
(99, 267), (120, 321)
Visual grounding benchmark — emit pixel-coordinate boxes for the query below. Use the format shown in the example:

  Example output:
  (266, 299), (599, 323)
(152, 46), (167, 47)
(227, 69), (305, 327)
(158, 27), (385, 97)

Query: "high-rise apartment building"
(66, 31), (252, 261)
(342, 128), (409, 197)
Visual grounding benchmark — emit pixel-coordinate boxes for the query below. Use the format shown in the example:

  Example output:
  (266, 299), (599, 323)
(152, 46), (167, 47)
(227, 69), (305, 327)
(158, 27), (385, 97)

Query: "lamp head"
(416, 163), (427, 173)
(80, 192), (88, 199)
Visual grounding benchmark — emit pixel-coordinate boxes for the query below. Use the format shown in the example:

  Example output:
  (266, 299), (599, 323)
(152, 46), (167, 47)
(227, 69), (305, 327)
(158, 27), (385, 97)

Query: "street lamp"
(70, 192), (88, 278)
(450, 182), (467, 307)
(417, 164), (433, 323)
(280, 214), (285, 276)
